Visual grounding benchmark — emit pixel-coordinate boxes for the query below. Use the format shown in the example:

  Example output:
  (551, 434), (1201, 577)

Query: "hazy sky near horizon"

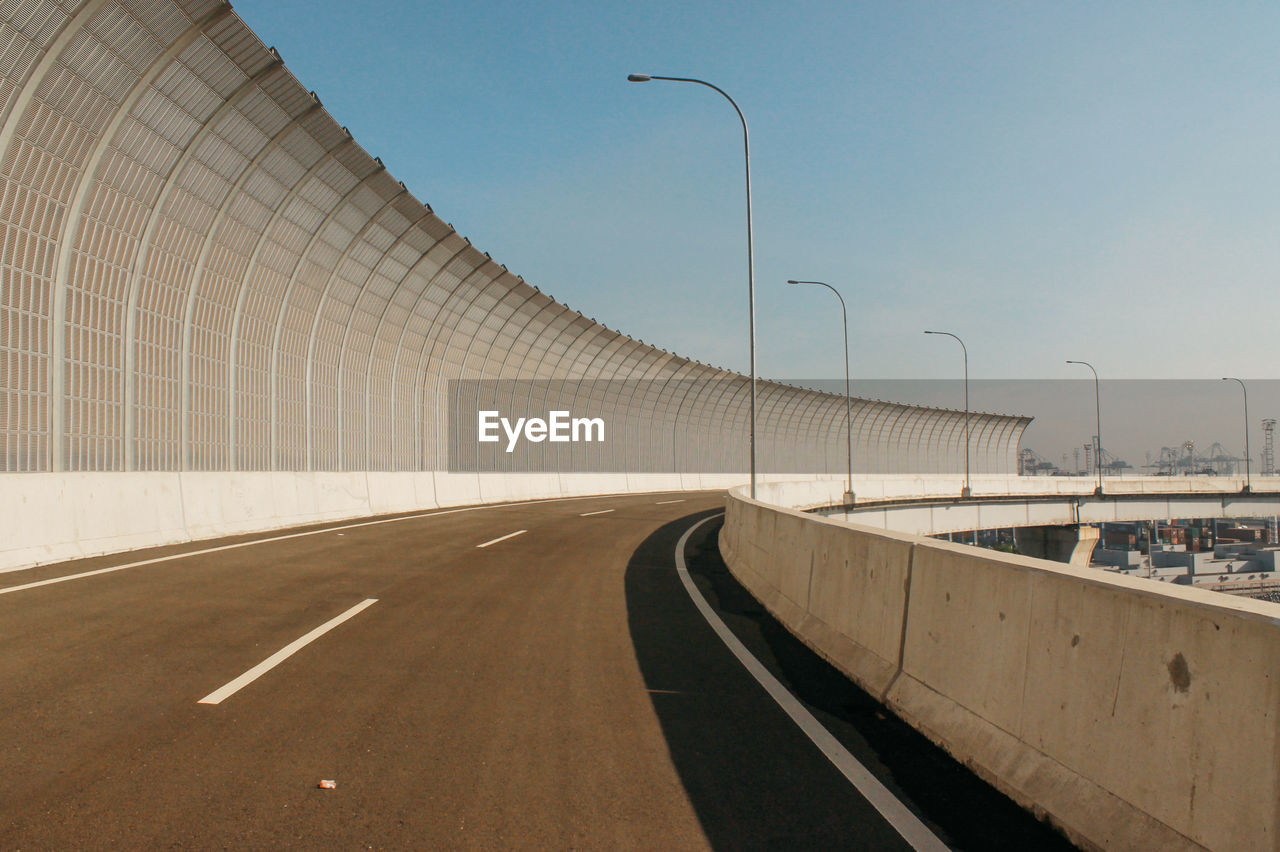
(233, 1), (1280, 458)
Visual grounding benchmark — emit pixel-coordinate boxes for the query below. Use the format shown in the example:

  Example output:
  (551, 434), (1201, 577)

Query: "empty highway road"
(1, 492), (1071, 849)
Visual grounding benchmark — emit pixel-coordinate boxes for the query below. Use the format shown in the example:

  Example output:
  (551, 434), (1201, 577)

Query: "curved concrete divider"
(721, 480), (1280, 851)
(822, 475), (1280, 538)
(0, 471), (826, 573)
(767, 473), (1262, 515)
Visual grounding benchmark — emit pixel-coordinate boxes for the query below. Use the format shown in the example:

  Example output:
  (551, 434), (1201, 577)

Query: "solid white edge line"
(674, 514), (949, 852)
(579, 509), (615, 516)
(656, 499), (685, 504)
(476, 529), (527, 548)
(0, 491), (699, 596)
(198, 598), (378, 705)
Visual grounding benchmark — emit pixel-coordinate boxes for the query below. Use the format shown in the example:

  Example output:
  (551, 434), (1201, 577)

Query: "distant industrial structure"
(1023, 421), (1280, 478)
(1146, 440), (1247, 476)
(1020, 441), (1131, 475)
(944, 512), (1280, 600)
(1091, 519), (1280, 599)
(1264, 419), (1276, 476)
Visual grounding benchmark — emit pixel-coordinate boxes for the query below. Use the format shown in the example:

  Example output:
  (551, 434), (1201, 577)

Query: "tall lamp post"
(788, 280), (853, 503)
(924, 330), (970, 498)
(1223, 377), (1251, 493)
(628, 73), (757, 499)
(1067, 360), (1103, 495)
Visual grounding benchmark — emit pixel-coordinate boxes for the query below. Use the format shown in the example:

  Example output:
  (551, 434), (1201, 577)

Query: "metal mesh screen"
(0, 0), (1030, 477)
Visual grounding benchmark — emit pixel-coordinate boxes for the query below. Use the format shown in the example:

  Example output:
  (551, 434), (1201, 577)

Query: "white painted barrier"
(721, 480), (1280, 851)
(781, 473), (1269, 513)
(823, 475), (1280, 536)
(0, 470), (840, 573)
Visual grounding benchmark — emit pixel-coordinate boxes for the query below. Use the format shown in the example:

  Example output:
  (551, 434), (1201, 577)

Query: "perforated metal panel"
(0, 0), (1030, 478)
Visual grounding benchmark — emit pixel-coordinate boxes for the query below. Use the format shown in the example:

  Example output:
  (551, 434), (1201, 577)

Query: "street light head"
(627, 74), (652, 82)
(786, 279), (799, 285)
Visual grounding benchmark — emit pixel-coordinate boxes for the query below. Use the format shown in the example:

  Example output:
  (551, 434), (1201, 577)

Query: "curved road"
(0, 492), (1072, 849)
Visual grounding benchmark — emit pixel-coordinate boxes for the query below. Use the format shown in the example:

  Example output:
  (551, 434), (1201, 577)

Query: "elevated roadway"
(798, 475), (1280, 536)
(0, 2), (1247, 847)
(722, 478), (1280, 850)
(0, 491), (1072, 849)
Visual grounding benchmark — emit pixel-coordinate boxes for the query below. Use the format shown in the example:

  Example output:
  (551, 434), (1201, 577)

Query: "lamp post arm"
(631, 73), (757, 498)
(791, 280), (853, 497)
(1067, 360), (1103, 493)
(1224, 377), (1251, 491)
(925, 330), (970, 497)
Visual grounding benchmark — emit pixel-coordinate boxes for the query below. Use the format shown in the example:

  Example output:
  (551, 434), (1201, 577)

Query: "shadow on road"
(624, 511), (1077, 851)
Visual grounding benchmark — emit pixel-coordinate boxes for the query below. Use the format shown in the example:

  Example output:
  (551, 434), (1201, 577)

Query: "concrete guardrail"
(0, 471), (843, 573)
(720, 479), (1280, 851)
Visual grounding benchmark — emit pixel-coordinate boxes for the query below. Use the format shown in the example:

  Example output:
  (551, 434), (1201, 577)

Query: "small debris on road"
(318, 779), (337, 789)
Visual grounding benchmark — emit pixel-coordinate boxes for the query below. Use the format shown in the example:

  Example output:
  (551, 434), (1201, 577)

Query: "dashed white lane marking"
(579, 509), (615, 516)
(476, 530), (527, 548)
(198, 598), (378, 705)
(656, 499), (685, 505)
(0, 492), (691, 596)
(674, 514), (948, 852)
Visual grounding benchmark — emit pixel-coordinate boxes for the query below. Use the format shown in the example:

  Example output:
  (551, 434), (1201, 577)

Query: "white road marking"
(674, 514), (948, 852)
(0, 492), (695, 596)
(476, 530), (527, 548)
(198, 598), (378, 705)
(579, 509), (615, 516)
(656, 499), (685, 504)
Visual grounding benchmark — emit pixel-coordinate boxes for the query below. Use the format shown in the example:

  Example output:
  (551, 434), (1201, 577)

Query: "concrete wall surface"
(1, 470), (819, 573)
(816, 475), (1280, 536)
(721, 480), (1280, 851)
(782, 473), (1279, 511)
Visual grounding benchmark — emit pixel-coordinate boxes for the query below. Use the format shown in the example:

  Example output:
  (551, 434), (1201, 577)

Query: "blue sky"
(234, 0), (1280, 441)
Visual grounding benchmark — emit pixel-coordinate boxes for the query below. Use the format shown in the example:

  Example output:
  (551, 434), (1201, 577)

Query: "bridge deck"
(0, 492), (1071, 848)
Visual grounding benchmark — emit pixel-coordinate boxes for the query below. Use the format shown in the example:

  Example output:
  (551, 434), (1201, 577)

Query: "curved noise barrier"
(0, 0), (1026, 482)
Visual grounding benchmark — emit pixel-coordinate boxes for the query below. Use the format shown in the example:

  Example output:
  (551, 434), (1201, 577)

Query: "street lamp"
(628, 72), (757, 499)
(1066, 360), (1103, 495)
(1223, 377), (1251, 492)
(788, 280), (853, 503)
(924, 330), (970, 498)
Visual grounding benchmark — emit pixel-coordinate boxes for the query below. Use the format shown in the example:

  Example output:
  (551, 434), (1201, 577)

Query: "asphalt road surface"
(1, 491), (1074, 849)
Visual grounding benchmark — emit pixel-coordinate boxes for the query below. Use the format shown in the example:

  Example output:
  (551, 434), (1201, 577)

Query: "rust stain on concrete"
(1168, 652), (1191, 693)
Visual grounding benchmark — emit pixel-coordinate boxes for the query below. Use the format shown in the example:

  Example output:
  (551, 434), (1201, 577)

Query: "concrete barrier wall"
(0, 471), (835, 573)
(788, 473), (1271, 513)
(721, 482), (1280, 851)
(800, 475), (1280, 536)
